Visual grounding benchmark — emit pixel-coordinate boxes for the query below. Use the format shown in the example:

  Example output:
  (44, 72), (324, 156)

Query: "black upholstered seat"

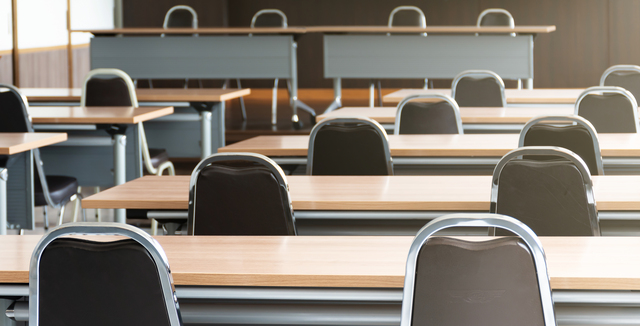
(0, 85), (81, 225)
(453, 74), (506, 107)
(401, 214), (556, 326)
(576, 89), (638, 133)
(521, 116), (602, 175)
(308, 118), (393, 175)
(491, 147), (599, 236)
(32, 223), (182, 326)
(83, 72), (172, 174)
(395, 95), (463, 134)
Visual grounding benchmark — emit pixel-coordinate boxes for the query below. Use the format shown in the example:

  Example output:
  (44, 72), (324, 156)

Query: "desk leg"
(200, 110), (212, 159)
(113, 134), (126, 224)
(324, 78), (343, 114)
(0, 168), (7, 235)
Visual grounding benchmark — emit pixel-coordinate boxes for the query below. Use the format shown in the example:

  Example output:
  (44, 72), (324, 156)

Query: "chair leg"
(198, 79), (203, 88)
(376, 80), (383, 107)
(184, 78), (189, 89)
(424, 78), (429, 89)
(271, 79), (279, 125)
(94, 186), (101, 222)
(517, 79), (523, 89)
(151, 219), (159, 236)
(236, 79), (247, 121)
(43, 207), (49, 230)
(369, 80), (375, 107)
(57, 204), (66, 226)
(72, 191), (81, 223)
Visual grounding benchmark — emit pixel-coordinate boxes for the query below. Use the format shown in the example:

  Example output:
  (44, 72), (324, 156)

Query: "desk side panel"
(90, 36), (293, 79)
(323, 35), (533, 79)
(7, 152), (34, 230)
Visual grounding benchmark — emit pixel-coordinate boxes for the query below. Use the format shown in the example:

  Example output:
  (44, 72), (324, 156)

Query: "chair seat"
(35, 176), (78, 206)
(149, 148), (170, 169)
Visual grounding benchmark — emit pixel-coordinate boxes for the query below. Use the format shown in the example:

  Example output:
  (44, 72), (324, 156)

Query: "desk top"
(21, 88), (250, 103)
(0, 133), (68, 155)
(318, 106), (574, 124)
(74, 27), (308, 35)
(219, 134), (640, 157)
(383, 89), (586, 104)
(82, 175), (638, 212)
(0, 235), (638, 290)
(306, 25), (556, 34)
(29, 106), (174, 124)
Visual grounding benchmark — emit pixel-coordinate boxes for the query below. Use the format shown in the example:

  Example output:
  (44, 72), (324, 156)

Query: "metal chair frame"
(477, 8), (515, 35)
(187, 152), (296, 235)
(307, 117), (393, 175)
(162, 5), (198, 35)
(0, 84), (83, 228)
(599, 64), (640, 87)
(519, 115), (604, 175)
(249, 9), (289, 124)
(490, 146), (600, 235)
(81, 68), (176, 177)
(28, 222), (182, 326)
(394, 94), (463, 135)
(400, 213), (556, 326)
(574, 86), (640, 133)
(451, 70), (507, 107)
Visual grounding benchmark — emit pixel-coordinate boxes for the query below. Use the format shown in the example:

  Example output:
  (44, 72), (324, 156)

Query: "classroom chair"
(477, 8), (520, 87)
(400, 213), (555, 326)
(491, 146), (599, 236)
(600, 64), (640, 102)
(575, 86), (639, 133)
(29, 223), (182, 326)
(366, 6), (430, 107)
(394, 94), (463, 135)
(451, 70), (507, 107)
(519, 115), (603, 175)
(0, 85), (83, 228)
(188, 152), (296, 235)
(250, 9), (289, 125)
(307, 117), (393, 175)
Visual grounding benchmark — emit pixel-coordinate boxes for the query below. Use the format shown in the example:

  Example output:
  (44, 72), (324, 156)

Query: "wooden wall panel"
(608, 0), (640, 67)
(122, 0), (227, 27)
(0, 55), (13, 85)
(72, 45), (90, 87)
(18, 48), (69, 87)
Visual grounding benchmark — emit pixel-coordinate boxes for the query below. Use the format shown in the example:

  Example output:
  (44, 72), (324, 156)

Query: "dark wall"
(123, 0), (640, 89)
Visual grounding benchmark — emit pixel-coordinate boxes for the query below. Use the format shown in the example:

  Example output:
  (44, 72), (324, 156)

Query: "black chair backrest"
(575, 86), (639, 133)
(252, 9), (287, 28)
(520, 116), (602, 175)
(601, 65), (640, 101)
(84, 77), (133, 107)
(395, 95), (462, 135)
(188, 153), (296, 235)
(166, 8), (196, 28)
(39, 238), (173, 325)
(452, 71), (506, 107)
(388, 6), (426, 27)
(308, 117), (393, 175)
(413, 237), (544, 326)
(491, 147), (599, 236)
(478, 9), (514, 27)
(0, 85), (32, 132)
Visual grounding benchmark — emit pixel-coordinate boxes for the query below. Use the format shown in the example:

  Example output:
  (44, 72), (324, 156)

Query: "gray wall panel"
(91, 36), (294, 79)
(324, 35), (532, 79)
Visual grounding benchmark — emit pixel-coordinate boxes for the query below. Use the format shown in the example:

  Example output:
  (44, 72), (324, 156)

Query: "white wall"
(0, 0), (13, 52)
(15, 0), (114, 50)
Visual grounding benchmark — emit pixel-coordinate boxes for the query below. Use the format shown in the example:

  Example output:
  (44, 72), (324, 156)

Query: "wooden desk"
(22, 88), (251, 159)
(0, 235), (638, 326)
(317, 106), (574, 133)
(315, 26), (555, 112)
(32, 106), (173, 224)
(82, 175), (639, 236)
(383, 88), (586, 105)
(78, 27), (316, 128)
(0, 133), (67, 233)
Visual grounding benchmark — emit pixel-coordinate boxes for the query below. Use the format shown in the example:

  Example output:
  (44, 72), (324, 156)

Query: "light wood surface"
(0, 133), (68, 155)
(73, 27), (307, 35)
(0, 235), (638, 290)
(21, 88), (250, 102)
(82, 175), (639, 212)
(383, 88), (587, 104)
(29, 106), (174, 124)
(318, 106), (575, 124)
(306, 25), (556, 33)
(219, 134), (640, 157)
